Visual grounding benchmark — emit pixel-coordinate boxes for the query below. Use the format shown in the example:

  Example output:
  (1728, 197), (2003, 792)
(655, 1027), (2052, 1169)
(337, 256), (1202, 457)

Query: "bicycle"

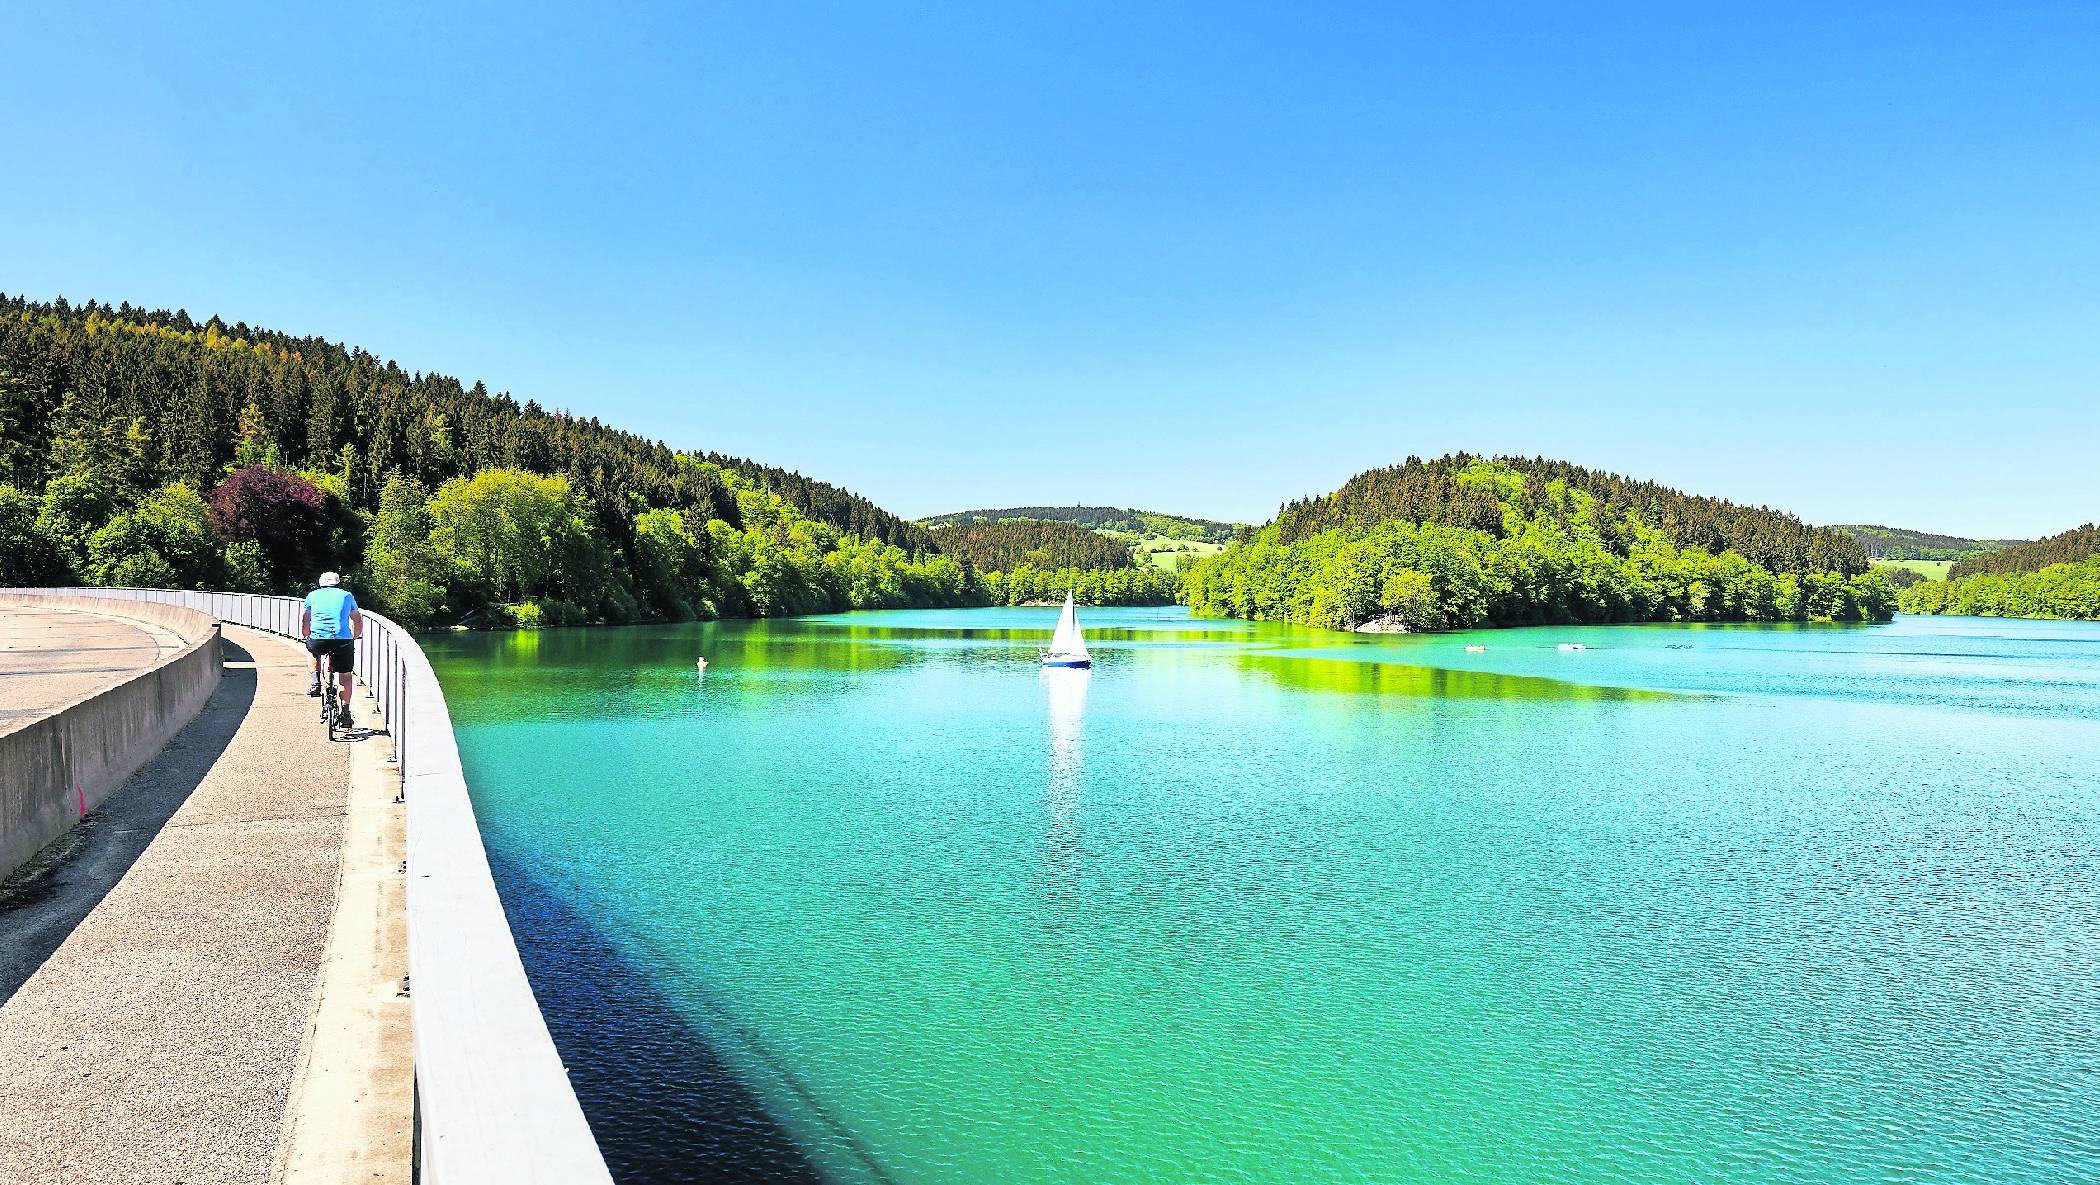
(319, 648), (341, 741)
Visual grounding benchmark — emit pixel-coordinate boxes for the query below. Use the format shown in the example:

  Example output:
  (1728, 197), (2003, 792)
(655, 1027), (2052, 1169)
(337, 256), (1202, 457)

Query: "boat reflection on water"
(1044, 665), (1089, 822)
(1042, 666), (1091, 916)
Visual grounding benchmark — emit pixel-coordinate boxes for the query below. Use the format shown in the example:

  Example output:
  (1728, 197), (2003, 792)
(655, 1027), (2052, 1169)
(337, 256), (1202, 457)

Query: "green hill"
(0, 292), (1201, 617)
(919, 517), (1182, 604)
(928, 519), (1136, 572)
(1186, 455), (1893, 631)
(1946, 523), (2100, 579)
(1894, 522), (2100, 620)
(1902, 523), (2100, 620)
(0, 294), (932, 551)
(0, 292), (973, 622)
(1831, 524), (2020, 563)
(922, 504), (1239, 572)
(923, 505), (1238, 543)
(1275, 455), (1867, 574)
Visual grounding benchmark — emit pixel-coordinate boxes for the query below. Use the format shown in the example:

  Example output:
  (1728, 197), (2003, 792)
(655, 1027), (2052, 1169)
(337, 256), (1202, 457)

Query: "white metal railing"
(2, 587), (613, 1184)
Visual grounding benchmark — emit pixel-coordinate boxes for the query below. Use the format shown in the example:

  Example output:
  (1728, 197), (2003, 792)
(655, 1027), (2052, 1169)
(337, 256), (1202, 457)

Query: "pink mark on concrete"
(76, 782), (88, 816)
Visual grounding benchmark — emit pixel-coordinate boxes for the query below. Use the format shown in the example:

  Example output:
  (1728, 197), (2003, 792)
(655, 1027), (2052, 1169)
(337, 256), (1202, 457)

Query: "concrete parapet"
(0, 595), (223, 881)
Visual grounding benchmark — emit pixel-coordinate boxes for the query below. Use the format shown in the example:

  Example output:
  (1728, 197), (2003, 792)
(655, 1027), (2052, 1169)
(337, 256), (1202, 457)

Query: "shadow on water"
(485, 849), (826, 1185)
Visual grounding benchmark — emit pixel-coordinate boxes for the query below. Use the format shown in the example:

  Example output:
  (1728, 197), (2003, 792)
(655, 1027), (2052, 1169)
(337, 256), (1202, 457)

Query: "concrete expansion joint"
(161, 807), (350, 831)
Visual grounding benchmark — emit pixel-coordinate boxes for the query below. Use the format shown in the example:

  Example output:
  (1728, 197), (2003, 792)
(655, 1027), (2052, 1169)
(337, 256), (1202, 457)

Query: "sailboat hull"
(1041, 658), (1092, 669)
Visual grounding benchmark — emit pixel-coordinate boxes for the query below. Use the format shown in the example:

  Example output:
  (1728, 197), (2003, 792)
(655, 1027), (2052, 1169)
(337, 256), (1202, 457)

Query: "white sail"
(1045, 590), (1091, 663)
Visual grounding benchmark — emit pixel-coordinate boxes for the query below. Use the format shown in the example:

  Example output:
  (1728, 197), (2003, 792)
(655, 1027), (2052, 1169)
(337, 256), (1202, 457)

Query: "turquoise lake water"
(425, 608), (2100, 1184)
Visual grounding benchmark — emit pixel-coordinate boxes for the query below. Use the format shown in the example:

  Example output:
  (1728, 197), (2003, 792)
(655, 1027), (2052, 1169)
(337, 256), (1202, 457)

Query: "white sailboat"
(1040, 590), (1093, 668)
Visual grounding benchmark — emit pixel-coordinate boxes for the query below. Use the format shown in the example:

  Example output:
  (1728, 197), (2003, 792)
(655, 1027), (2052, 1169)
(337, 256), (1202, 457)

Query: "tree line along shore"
(1891, 523), (2100, 621)
(3, 294), (2091, 627)
(0, 295), (1175, 625)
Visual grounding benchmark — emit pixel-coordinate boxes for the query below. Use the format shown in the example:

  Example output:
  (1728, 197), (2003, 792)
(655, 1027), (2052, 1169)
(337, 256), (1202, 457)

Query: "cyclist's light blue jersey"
(304, 587), (358, 639)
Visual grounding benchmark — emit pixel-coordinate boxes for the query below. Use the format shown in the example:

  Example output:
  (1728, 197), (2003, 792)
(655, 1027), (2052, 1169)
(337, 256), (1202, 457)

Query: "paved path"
(0, 602), (187, 737)
(0, 624), (405, 1184)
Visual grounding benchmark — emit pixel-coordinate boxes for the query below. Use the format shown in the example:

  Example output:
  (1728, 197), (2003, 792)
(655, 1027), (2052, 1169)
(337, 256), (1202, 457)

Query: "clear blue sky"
(7, 2), (2096, 536)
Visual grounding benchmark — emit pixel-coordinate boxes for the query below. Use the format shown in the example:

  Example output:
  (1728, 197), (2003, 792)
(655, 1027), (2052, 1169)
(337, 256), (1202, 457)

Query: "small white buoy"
(1557, 642), (1585, 651)
(1464, 644), (1487, 653)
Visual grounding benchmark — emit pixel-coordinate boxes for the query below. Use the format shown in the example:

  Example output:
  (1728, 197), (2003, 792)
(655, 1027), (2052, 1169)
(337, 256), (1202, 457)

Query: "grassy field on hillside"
(1874, 558), (1954, 580)
(1109, 531), (1225, 572)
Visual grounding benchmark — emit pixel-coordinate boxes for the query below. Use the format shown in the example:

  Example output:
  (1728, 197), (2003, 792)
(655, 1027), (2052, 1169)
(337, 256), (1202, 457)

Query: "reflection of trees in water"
(429, 619), (928, 724)
(428, 612), (1281, 725)
(1239, 651), (1680, 703)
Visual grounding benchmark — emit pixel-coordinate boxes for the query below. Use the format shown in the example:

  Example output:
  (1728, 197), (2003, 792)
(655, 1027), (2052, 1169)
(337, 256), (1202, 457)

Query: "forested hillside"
(1185, 456), (1894, 631)
(1899, 557), (2100, 620)
(929, 519), (1136, 571)
(1895, 521), (2100, 621)
(1946, 523), (2100, 578)
(0, 294), (930, 549)
(924, 505), (1238, 544)
(1832, 524), (2016, 562)
(926, 519), (1178, 606)
(1274, 455), (1868, 575)
(0, 294), (982, 623)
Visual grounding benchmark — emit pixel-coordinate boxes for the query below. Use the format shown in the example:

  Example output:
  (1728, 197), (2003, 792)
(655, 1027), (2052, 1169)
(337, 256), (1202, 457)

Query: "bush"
(222, 541), (272, 593)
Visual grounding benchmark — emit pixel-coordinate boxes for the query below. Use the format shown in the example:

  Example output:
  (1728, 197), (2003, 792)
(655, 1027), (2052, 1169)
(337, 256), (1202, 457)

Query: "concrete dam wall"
(0, 595), (222, 881)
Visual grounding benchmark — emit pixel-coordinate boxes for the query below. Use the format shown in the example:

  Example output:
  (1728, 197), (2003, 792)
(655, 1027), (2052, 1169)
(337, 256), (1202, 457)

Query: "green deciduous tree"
(364, 475), (447, 625)
(428, 469), (593, 607)
(35, 473), (118, 573)
(0, 483), (70, 585)
(85, 483), (219, 589)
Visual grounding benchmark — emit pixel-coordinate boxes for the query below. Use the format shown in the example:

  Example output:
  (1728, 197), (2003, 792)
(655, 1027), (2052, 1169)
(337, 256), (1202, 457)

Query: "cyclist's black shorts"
(306, 636), (356, 674)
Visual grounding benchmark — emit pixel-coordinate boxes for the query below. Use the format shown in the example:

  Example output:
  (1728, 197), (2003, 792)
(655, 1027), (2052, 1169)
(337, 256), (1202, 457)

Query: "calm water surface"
(426, 609), (2100, 1184)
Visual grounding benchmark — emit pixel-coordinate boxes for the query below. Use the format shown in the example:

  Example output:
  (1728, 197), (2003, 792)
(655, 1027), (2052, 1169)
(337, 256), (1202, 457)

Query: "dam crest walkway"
(0, 612), (410, 1184)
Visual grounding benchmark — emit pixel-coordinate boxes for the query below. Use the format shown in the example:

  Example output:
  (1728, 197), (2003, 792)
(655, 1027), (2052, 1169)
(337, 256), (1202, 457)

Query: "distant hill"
(927, 519), (1136, 572)
(1948, 523), (2100, 579)
(1184, 454), (1896, 631)
(923, 505), (1239, 544)
(1274, 454), (1868, 575)
(1831, 524), (2021, 563)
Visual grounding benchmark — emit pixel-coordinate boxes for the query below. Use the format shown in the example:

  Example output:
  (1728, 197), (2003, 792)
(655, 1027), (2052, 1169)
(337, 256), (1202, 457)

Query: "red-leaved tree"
(207, 466), (334, 591)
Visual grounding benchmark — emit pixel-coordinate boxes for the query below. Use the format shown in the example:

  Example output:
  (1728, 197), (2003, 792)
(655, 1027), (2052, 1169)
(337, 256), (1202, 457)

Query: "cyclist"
(302, 571), (362, 729)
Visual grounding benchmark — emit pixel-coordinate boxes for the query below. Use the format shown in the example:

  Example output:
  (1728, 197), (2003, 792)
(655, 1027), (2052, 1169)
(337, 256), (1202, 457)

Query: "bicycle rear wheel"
(322, 656), (337, 742)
